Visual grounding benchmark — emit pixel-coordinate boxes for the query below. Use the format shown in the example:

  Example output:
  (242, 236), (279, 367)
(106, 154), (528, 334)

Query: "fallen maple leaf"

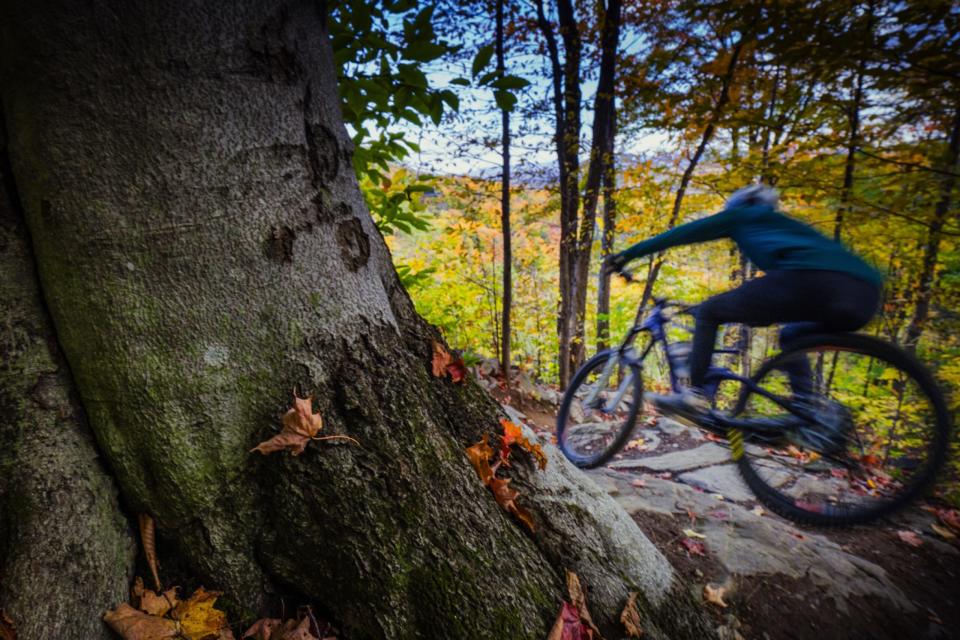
(173, 587), (230, 640)
(0, 610), (15, 640)
(466, 434), (495, 485)
(703, 584), (728, 608)
(132, 577), (179, 617)
(251, 393), (357, 456)
(103, 603), (178, 640)
(620, 592), (643, 638)
(431, 340), (452, 377)
(565, 571), (601, 638)
(499, 418), (548, 470)
(680, 538), (706, 556)
(139, 515), (162, 592)
(897, 530), (923, 547)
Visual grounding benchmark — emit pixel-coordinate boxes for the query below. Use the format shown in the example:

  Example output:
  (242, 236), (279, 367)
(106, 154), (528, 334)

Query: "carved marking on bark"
(336, 218), (370, 272)
(264, 225), (295, 263)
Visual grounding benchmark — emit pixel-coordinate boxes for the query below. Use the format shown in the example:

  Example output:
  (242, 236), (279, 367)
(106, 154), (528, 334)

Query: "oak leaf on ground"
(619, 592), (643, 638)
(103, 603), (178, 640)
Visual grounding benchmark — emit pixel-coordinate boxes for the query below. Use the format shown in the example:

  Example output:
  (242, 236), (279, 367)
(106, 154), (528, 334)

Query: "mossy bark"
(0, 1), (715, 637)
(0, 127), (136, 639)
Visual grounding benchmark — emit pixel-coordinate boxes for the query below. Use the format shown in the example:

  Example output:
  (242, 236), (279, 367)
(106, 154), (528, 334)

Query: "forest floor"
(490, 375), (960, 640)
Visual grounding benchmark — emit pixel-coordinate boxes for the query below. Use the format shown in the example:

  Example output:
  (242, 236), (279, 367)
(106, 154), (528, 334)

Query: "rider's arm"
(619, 207), (741, 263)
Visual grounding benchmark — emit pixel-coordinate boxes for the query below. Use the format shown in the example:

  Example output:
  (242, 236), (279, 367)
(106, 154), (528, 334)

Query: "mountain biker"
(603, 184), (883, 422)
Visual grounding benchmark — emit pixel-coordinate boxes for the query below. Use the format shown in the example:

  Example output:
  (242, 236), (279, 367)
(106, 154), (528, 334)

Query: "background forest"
(330, 0), (959, 499)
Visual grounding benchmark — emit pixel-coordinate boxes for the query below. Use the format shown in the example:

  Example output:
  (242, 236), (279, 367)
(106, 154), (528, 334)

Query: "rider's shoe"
(649, 388), (710, 424)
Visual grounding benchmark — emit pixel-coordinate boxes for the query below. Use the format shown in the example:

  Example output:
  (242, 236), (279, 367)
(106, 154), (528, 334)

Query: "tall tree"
(0, 1), (713, 637)
(497, 0), (513, 388)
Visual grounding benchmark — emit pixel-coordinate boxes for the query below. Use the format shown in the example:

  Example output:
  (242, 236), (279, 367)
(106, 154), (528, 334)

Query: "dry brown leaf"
(0, 610), (16, 640)
(132, 577), (179, 617)
(936, 508), (960, 533)
(565, 571), (601, 638)
(252, 393), (325, 456)
(173, 587), (229, 640)
(897, 530), (923, 547)
(431, 340), (452, 377)
(103, 603), (178, 640)
(242, 618), (282, 640)
(466, 434), (495, 485)
(489, 476), (520, 512)
(703, 584), (728, 608)
(273, 617), (318, 640)
(620, 592), (643, 638)
(139, 515), (161, 592)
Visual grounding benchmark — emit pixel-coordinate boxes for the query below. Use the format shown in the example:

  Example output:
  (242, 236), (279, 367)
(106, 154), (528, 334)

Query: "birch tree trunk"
(0, 1), (713, 638)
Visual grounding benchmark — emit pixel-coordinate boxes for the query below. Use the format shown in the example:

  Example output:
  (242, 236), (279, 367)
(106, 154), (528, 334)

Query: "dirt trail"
(505, 399), (960, 640)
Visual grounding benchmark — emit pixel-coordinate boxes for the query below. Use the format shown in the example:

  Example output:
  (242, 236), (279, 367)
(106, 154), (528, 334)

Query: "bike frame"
(606, 297), (816, 436)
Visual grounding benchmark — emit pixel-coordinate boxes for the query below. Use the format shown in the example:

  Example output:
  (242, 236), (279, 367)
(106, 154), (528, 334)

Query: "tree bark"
(0, 122), (136, 639)
(596, 104), (618, 352)
(0, 1), (714, 638)
(572, 0), (621, 367)
(903, 103), (960, 351)
(497, 0), (512, 390)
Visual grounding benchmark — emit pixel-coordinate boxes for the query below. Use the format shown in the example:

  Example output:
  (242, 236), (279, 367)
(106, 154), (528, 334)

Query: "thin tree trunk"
(639, 41), (744, 310)
(760, 66), (780, 185)
(903, 104), (960, 351)
(572, 0), (621, 366)
(835, 56), (867, 241)
(0, 1), (714, 637)
(497, 0), (512, 389)
(556, 0), (583, 387)
(534, 0), (574, 386)
(597, 106), (618, 352)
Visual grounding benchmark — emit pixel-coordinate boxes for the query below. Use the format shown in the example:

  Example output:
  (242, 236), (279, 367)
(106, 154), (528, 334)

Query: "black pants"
(690, 270), (881, 394)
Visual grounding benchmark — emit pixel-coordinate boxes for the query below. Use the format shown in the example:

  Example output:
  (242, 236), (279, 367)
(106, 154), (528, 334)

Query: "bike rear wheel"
(557, 350), (643, 469)
(730, 333), (951, 526)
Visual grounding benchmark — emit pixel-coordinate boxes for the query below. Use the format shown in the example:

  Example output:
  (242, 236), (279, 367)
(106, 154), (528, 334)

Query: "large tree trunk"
(0, 125), (136, 638)
(0, 1), (713, 638)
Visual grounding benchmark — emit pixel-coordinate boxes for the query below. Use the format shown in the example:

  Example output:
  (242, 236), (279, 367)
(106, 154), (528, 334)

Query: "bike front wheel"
(730, 333), (951, 526)
(557, 350), (644, 469)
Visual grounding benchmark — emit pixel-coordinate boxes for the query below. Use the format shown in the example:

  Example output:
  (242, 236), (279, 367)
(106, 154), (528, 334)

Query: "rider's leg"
(779, 322), (820, 397)
(658, 271), (880, 420)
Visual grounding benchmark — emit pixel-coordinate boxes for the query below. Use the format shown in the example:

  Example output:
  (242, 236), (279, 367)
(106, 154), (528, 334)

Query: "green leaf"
(492, 75), (530, 90)
(494, 90), (517, 112)
(472, 45), (494, 78)
(450, 77), (471, 86)
(405, 41), (447, 62)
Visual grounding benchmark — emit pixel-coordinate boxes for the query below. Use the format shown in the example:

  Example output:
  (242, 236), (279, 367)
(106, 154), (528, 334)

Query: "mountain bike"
(557, 269), (951, 526)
